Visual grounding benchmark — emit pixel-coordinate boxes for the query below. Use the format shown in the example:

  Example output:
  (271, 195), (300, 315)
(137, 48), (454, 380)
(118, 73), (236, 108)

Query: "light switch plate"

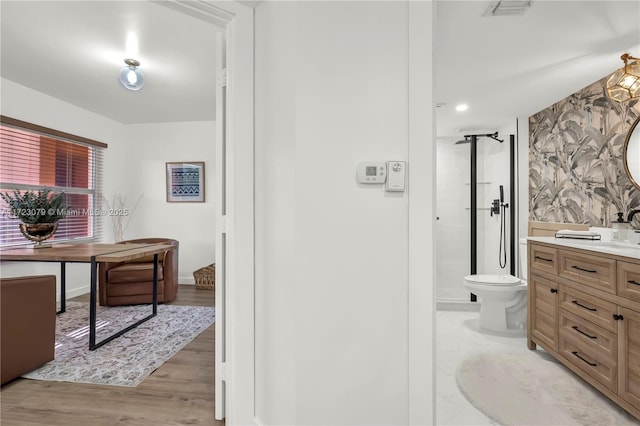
(385, 161), (406, 191)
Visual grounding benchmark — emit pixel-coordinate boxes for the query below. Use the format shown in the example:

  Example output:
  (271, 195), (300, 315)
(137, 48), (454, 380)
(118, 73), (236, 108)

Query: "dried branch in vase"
(101, 192), (143, 242)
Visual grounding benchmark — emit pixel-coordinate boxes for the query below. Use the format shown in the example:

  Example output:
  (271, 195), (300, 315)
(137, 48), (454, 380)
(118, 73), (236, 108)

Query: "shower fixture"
(455, 132), (504, 144)
(482, 0), (533, 17)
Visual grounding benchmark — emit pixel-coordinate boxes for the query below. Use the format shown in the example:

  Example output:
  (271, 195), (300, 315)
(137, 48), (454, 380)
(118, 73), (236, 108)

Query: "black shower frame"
(468, 134), (516, 302)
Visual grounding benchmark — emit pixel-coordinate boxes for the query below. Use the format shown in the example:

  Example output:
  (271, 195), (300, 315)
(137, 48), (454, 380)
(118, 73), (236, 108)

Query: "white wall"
(0, 79), (216, 295)
(254, 2), (297, 423)
(119, 122), (216, 283)
(0, 79), (125, 299)
(477, 123), (517, 276)
(255, 2), (435, 424)
(517, 117), (529, 274)
(435, 137), (470, 300)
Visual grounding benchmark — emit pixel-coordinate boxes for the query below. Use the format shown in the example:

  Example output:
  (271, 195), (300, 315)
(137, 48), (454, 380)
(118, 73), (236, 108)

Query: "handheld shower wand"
(498, 185), (509, 269)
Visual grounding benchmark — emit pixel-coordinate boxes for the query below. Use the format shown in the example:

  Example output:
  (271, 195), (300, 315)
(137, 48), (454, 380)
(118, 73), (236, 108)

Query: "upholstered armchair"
(1, 275), (56, 385)
(98, 238), (179, 306)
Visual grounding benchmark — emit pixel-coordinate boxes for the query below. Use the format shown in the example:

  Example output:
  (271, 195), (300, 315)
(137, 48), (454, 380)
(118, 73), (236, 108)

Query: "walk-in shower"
(436, 131), (517, 307)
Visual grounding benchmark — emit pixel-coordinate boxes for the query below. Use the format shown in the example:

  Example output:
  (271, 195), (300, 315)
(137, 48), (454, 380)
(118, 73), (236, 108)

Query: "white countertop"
(527, 236), (640, 260)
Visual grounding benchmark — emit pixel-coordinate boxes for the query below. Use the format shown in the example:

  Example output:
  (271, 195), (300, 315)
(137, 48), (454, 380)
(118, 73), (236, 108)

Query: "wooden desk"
(0, 243), (172, 350)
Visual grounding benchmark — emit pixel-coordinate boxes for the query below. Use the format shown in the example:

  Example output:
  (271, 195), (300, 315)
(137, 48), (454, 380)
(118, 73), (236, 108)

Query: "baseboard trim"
(436, 299), (480, 311)
(60, 285), (89, 302)
(181, 276), (195, 285)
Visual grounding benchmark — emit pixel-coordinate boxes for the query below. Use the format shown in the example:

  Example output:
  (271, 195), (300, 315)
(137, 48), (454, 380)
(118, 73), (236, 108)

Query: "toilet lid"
(464, 274), (521, 286)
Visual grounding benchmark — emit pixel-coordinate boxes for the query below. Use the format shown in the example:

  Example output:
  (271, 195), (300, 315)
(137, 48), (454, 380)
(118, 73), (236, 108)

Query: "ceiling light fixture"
(456, 104), (469, 112)
(119, 58), (144, 91)
(606, 53), (640, 102)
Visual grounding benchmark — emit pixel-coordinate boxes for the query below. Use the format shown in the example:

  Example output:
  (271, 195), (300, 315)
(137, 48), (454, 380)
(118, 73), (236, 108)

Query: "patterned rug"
(22, 302), (215, 387)
(456, 351), (638, 425)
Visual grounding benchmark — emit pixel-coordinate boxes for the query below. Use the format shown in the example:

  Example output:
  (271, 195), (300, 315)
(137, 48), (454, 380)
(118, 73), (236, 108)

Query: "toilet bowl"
(463, 238), (528, 333)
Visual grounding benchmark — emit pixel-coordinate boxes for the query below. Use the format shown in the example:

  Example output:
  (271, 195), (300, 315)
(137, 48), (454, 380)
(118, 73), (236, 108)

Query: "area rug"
(456, 351), (638, 425)
(22, 301), (215, 387)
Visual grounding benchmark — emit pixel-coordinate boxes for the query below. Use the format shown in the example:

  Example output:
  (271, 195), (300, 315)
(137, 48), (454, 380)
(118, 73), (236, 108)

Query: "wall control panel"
(385, 161), (406, 192)
(356, 160), (406, 192)
(357, 162), (387, 184)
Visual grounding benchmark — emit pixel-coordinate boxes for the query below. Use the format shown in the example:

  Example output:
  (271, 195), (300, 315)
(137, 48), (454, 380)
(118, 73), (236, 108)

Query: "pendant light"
(119, 58), (144, 91)
(606, 53), (640, 102)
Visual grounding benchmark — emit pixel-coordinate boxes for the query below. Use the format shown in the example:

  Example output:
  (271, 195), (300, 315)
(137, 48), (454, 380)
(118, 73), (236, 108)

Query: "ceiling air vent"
(482, 1), (532, 16)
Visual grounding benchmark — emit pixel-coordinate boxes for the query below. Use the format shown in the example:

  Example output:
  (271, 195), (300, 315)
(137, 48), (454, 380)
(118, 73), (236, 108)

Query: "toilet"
(463, 238), (528, 334)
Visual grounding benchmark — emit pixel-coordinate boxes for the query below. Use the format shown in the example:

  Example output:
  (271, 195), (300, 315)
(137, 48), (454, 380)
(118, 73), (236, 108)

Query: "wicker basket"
(194, 263), (215, 290)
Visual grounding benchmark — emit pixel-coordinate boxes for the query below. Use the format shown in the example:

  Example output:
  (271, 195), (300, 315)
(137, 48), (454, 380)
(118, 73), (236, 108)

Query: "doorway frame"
(211, 2), (255, 425)
(169, 1), (435, 425)
(165, 1), (255, 424)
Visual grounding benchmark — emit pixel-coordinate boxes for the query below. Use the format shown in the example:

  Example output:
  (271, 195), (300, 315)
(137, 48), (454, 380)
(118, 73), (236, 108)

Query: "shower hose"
(499, 202), (508, 269)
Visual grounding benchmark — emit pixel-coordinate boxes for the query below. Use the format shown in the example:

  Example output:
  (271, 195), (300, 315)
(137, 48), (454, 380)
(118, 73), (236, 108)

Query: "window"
(0, 116), (106, 246)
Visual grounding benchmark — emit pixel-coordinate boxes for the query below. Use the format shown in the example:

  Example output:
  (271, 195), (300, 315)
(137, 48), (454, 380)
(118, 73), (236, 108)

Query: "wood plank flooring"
(0, 285), (224, 426)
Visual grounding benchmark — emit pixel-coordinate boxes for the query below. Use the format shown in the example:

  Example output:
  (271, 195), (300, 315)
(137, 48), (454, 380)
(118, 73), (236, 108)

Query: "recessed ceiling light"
(455, 104), (469, 112)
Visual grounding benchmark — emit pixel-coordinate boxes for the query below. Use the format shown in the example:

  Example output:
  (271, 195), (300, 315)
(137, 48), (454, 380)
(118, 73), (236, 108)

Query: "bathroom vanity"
(527, 237), (640, 421)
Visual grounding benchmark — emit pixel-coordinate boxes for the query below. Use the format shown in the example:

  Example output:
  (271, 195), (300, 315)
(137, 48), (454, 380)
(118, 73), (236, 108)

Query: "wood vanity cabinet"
(528, 273), (559, 351)
(527, 241), (640, 421)
(619, 306), (640, 411)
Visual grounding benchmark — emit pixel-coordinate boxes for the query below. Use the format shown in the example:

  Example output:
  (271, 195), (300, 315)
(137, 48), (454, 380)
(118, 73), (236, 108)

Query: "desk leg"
(89, 257), (98, 350)
(57, 262), (67, 314)
(153, 253), (158, 315)
(89, 253), (159, 351)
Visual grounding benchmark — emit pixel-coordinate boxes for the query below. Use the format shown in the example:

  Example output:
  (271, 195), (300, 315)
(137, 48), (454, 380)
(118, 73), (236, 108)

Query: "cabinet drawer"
(559, 330), (618, 393)
(617, 261), (640, 303)
(529, 243), (558, 275)
(559, 309), (617, 363)
(559, 285), (617, 333)
(559, 249), (616, 294)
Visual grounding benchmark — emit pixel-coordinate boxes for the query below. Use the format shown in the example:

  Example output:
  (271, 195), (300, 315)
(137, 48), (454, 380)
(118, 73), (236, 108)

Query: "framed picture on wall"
(166, 161), (205, 202)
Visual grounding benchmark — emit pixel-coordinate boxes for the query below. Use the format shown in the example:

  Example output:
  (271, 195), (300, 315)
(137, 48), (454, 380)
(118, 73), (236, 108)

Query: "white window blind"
(0, 117), (106, 247)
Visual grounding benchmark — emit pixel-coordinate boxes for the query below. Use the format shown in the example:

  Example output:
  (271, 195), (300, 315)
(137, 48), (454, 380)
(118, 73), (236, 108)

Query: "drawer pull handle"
(572, 300), (597, 312)
(535, 256), (553, 262)
(572, 325), (597, 339)
(628, 280), (640, 286)
(572, 351), (597, 367)
(550, 288), (558, 293)
(613, 314), (624, 321)
(571, 265), (597, 273)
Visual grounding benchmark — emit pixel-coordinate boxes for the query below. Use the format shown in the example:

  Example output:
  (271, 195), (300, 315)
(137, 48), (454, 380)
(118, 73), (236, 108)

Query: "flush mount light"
(606, 53), (640, 102)
(455, 104), (469, 112)
(119, 58), (144, 91)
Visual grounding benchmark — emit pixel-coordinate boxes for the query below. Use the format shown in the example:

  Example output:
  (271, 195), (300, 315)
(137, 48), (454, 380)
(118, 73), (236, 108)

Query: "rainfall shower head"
(454, 132), (503, 144)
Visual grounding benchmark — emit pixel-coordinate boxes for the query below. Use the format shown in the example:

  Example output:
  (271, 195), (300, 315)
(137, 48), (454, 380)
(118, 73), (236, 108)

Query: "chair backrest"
(119, 238), (178, 263)
(121, 237), (178, 246)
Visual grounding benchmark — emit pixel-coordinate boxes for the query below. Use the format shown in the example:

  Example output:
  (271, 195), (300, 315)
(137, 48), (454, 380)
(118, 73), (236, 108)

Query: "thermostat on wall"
(357, 162), (387, 184)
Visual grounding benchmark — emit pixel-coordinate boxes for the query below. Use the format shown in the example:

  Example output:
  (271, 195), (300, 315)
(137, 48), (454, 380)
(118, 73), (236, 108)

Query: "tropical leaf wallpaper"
(529, 78), (640, 227)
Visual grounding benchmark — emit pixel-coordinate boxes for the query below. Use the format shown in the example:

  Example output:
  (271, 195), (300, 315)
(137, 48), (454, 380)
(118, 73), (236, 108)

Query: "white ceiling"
(435, 0), (640, 138)
(1, 0), (222, 124)
(1, 1), (639, 138)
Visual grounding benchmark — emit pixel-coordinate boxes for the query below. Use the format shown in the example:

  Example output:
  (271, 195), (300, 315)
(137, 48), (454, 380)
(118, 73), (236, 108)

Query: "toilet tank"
(519, 238), (528, 280)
